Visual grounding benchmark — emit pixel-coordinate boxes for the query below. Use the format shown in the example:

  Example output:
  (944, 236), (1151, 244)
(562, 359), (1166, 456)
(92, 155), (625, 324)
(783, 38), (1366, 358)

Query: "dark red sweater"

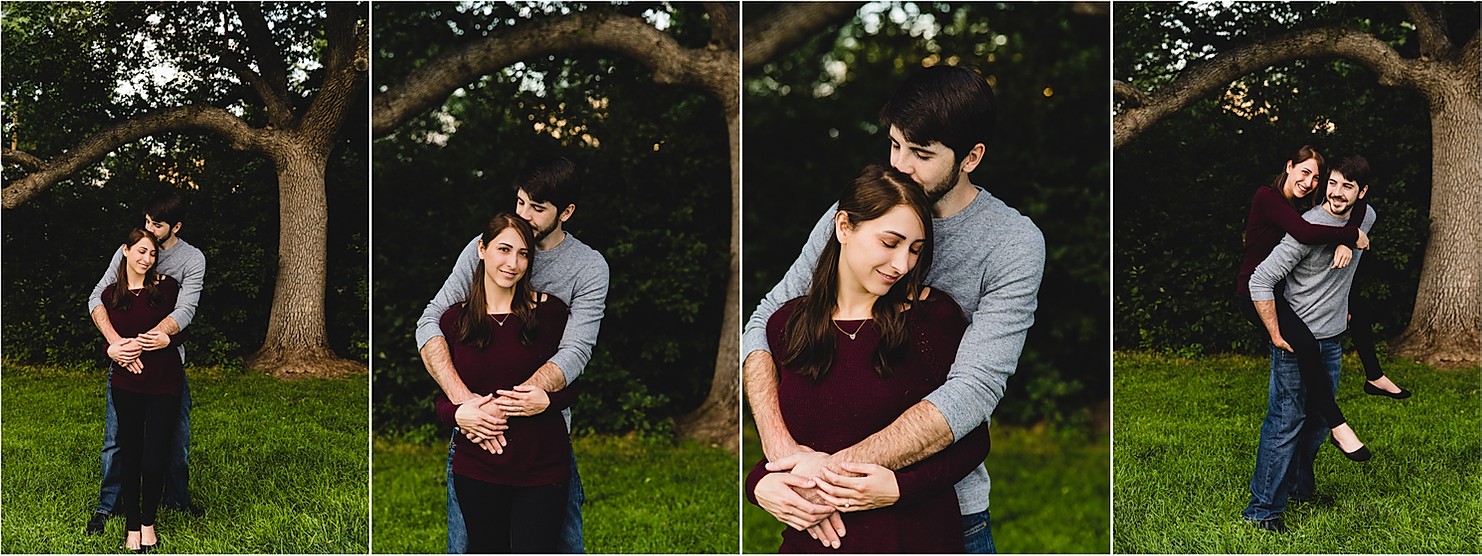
(103, 277), (183, 395)
(1237, 186), (1366, 297)
(746, 291), (991, 554)
(434, 298), (577, 487)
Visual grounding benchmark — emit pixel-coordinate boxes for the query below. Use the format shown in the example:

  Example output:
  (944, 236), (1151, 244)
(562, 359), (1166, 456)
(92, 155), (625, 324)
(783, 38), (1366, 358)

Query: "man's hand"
(766, 449), (832, 479)
(107, 338), (142, 364)
(815, 463), (900, 512)
(493, 385), (550, 417)
(136, 331), (172, 351)
(1269, 335), (1294, 353)
(1356, 227), (1371, 250)
(1332, 244), (1353, 269)
(755, 473), (835, 531)
(455, 394), (508, 446)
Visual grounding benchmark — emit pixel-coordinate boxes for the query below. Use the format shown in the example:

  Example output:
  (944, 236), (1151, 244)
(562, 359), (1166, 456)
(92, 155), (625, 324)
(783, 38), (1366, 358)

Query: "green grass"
(0, 363), (369, 553)
(1113, 351), (1482, 553)
(372, 433), (739, 553)
(741, 419), (1110, 553)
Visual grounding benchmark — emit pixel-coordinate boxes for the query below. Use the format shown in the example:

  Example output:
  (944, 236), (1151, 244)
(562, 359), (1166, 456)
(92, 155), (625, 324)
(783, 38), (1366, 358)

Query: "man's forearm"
(149, 317), (181, 336)
(744, 350), (799, 460)
(832, 399), (953, 470)
(90, 305), (124, 345)
(1253, 299), (1281, 341)
(523, 361), (567, 392)
(420, 336), (474, 403)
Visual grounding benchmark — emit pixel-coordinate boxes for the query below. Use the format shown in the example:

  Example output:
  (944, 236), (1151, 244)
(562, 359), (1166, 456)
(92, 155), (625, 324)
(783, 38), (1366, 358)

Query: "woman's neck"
(833, 271), (879, 320)
(125, 268), (148, 289)
(483, 275), (515, 314)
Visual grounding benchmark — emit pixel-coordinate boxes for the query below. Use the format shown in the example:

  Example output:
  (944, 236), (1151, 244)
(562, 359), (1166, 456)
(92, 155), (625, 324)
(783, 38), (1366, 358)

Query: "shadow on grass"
(0, 363), (369, 553)
(1112, 351), (1482, 553)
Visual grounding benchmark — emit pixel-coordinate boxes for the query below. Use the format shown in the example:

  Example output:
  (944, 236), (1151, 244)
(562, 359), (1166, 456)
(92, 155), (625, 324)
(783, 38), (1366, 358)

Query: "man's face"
(143, 214), (179, 244)
(1324, 169), (1367, 216)
(514, 188), (563, 242)
(888, 126), (960, 204)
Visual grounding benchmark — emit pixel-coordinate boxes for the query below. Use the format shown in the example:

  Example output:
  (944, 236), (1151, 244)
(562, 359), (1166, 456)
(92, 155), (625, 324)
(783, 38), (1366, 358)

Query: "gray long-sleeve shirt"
(415, 232), (610, 427)
(743, 187), (1046, 514)
(88, 237), (207, 362)
(1249, 205), (1376, 340)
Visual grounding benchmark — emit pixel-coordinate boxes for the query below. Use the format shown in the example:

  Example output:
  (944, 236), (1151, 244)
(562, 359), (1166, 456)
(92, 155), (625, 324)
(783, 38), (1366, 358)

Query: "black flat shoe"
(1365, 382), (1412, 399)
(140, 542), (157, 554)
(1329, 434), (1372, 462)
(1246, 517), (1287, 533)
(85, 512), (110, 535)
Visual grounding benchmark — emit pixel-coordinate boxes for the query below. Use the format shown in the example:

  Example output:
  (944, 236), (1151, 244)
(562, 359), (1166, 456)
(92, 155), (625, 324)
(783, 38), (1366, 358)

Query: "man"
(744, 66), (1045, 553)
(416, 157), (610, 553)
(85, 192), (207, 534)
(1243, 155), (1377, 533)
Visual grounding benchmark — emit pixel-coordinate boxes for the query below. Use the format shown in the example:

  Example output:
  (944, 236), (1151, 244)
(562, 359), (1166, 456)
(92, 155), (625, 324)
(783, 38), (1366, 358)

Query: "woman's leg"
(140, 393), (181, 533)
(454, 474), (513, 554)
(509, 483), (568, 553)
(112, 388), (147, 532)
(1349, 291), (1408, 396)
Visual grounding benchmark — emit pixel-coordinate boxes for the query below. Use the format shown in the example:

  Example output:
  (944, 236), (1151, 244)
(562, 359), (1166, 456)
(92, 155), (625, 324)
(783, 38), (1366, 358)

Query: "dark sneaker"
(85, 512), (110, 535)
(164, 501), (205, 517)
(1246, 517), (1287, 533)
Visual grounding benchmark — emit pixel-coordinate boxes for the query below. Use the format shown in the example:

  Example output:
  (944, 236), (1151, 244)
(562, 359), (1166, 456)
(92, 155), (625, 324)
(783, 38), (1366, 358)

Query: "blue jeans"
(98, 369), (192, 514)
(1244, 339), (1341, 522)
(446, 430), (585, 553)
(962, 510), (996, 553)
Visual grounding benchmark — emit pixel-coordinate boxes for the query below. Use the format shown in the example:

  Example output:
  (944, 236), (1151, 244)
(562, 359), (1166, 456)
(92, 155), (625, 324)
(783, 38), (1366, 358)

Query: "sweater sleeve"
(435, 392), (458, 427)
(165, 247), (206, 331)
(416, 236), (480, 350)
(1257, 188), (1359, 246)
(88, 247), (124, 315)
(744, 458), (773, 506)
(742, 205), (837, 359)
(1249, 235), (1309, 302)
(547, 380), (579, 413)
(546, 254), (608, 386)
(894, 424), (990, 506)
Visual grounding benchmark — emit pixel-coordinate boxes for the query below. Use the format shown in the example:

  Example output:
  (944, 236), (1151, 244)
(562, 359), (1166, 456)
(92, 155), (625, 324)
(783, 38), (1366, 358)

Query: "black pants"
(1347, 291), (1385, 381)
(1239, 290), (1347, 427)
(453, 474), (566, 553)
(112, 388), (180, 531)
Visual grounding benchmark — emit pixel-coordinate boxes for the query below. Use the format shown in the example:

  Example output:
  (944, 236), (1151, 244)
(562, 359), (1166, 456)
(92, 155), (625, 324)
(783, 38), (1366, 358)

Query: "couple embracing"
(744, 66), (1046, 553)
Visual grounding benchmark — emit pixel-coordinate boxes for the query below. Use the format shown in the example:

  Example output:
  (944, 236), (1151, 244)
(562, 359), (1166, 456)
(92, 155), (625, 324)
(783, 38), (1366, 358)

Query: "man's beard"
(1326, 196), (1353, 217)
(922, 163), (961, 205)
(151, 227), (174, 245)
(531, 219), (558, 243)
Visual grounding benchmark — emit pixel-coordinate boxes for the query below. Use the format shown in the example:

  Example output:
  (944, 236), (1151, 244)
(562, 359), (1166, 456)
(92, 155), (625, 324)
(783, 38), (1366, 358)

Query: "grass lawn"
(372, 433), (739, 553)
(741, 419), (1111, 553)
(0, 362), (369, 553)
(1113, 351), (1482, 553)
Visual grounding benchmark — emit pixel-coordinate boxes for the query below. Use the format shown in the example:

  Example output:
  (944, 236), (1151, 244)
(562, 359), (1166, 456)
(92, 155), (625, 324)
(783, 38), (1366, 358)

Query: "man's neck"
(932, 180), (980, 219)
(538, 229), (567, 252)
(159, 235), (180, 251)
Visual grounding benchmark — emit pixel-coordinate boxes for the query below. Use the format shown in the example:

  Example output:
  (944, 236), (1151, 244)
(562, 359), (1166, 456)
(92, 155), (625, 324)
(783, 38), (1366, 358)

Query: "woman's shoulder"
(534, 292), (569, 314)
(910, 287), (964, 321)
(154, 274), (181, 291)
(771, 297), (807, 323)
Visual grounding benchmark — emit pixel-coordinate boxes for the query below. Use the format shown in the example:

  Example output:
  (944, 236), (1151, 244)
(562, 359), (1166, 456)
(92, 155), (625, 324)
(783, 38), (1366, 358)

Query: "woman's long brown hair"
(780, 164), (935, 382)
(105, 228), (163, 311)
(455, 214), (540, 348)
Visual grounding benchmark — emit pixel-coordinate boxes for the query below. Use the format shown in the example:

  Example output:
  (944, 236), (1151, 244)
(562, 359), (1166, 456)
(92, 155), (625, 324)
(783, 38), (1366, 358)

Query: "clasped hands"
(454, 385), (552, 455)
(754, 448), (900, 550)
(106, 331), (173, 374)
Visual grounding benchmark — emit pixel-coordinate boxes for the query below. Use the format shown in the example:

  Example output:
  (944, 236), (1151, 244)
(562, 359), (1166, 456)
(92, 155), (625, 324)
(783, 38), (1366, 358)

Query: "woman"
(101, 228), (182, 552)
(1235, 145), (1373, 460)
(745, 165), (991, 553)
(432, 213), (575, 553)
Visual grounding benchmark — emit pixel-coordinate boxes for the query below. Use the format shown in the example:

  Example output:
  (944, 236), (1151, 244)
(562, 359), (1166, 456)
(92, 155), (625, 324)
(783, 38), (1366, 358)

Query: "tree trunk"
(676, 109), (741, 453)
(245, 141), (364, 377)
(1392, 70), (1482, 367)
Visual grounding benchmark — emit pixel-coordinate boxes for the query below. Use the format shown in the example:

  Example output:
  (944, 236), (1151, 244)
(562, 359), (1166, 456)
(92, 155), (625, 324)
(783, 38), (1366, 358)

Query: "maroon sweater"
(1237, 186), (1367, 297)
(746, 291), (992, 554)
(434, 297), (576, 487)
(103, 277), (183, 395)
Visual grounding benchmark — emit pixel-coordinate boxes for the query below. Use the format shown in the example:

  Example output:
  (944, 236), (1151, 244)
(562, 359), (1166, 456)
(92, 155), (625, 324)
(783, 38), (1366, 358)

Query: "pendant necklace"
(492, 314), (510, 327)
(832, 318), (868, 340)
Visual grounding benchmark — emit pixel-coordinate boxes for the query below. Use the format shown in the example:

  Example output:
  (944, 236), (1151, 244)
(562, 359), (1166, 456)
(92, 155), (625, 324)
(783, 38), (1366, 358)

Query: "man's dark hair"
(512, 157), (581, 210)
(879, 65), (997, 162)
(141, 192), (187, 226)
(1331, 155), (1373, 191)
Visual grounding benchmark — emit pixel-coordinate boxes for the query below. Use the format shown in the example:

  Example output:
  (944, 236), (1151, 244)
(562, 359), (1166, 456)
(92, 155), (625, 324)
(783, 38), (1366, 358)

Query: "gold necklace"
(832, 318), (869, 340)
(492, 313), (510, 327)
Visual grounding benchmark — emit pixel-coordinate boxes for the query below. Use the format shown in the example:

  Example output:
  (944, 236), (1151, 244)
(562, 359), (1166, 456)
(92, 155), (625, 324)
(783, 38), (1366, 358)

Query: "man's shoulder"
(561, 234), (609, 267)
(971, 191), (1044, 243)
(172, 238), (208, 263)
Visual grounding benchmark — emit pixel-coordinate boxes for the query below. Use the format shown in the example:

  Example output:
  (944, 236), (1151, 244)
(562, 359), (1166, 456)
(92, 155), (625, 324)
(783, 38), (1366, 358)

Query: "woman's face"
(837, 204), (926, 297)
(1283, 158), (1321, 200)
(123, 237), (157, 278)
(479, 227), (530, 290)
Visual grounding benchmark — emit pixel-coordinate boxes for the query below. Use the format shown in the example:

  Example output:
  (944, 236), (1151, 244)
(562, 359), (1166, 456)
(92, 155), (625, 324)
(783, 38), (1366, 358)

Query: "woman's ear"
(834, 211), (852, 244)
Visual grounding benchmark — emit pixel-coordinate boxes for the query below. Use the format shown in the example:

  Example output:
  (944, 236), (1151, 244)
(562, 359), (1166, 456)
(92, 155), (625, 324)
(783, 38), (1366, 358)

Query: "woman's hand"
(493, 385), (550, 417)
(755, 473), (836, 532)
(1331, 244), (1353, 269)
(1355, 228), (1371, 250)
(814, 463), (901, 512)
(136, 330), (172, 351)
(108, 339), (145, 373)
(455, 394), (509, 453)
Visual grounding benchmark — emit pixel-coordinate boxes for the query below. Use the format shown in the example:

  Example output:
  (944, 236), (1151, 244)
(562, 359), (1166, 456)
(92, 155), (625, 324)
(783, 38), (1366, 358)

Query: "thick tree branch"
(1, 149), (46, 171)
(741, 2), (861, 71)
(373, 9), (733, 136)
(1404, 3), (1453, 60)
(1114, 26), (1415, 149)
(221, 53), (295, 127)
(300, 3), (368, 149)
(1112, 80), (1147, 108)
(705, 3), (739, 51)
(2, 105), (267, 209)
(235, 3), (293, 110)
